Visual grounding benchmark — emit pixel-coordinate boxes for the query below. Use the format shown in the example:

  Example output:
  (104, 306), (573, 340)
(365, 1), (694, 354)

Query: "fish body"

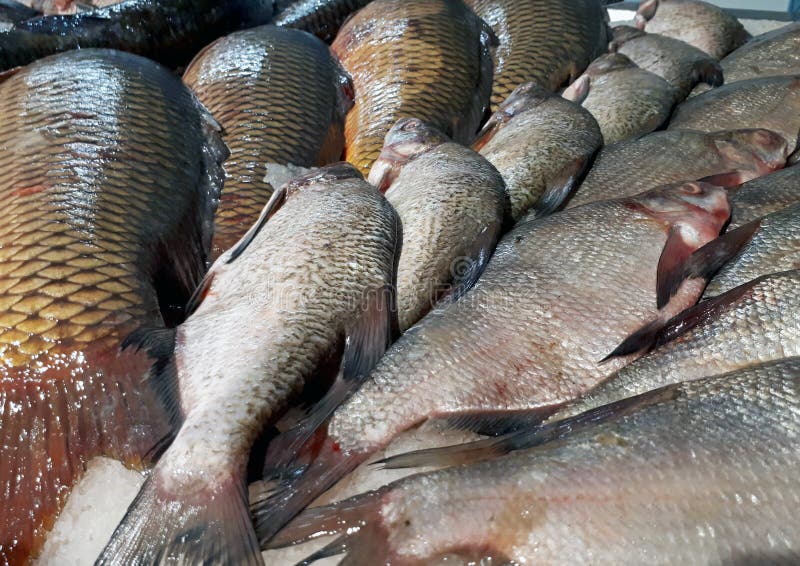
(98, 164), (400, 565)
(567, 129), (788, 208)
(184, 25), (351, 258)
(705, 205), (800, 296)
(466, 0), (610, 111)
(275, 358), (800, 564)
(577, 53), (676, 144)
(611, 25), (723, 101)
(473, 82), (602, 221)
(273, 0), (371, 42)
(0, 49), (225, 563)
(562, 270), (800, 419)
(693, 22), (800, 97)
(331, 0), (494, 175)
(669, 75), (800, 154)
(0, 0), (274, 71)
(368, 119), (506, 331)
(253, 181), (735, 542)
(0, 0), (38, 23)
(728, 165), (800, 229)
(635, 0), (749, 59)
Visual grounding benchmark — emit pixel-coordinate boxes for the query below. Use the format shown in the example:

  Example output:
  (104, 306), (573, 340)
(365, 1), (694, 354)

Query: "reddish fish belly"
(0, 331), (169, 563)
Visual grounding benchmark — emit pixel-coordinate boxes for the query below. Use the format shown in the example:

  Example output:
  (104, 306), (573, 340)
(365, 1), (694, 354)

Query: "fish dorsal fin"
(225, 183), (288, 263)
(656, 219), (760, 309)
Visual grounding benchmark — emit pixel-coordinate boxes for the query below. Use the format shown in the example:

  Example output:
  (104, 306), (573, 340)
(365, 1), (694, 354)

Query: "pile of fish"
(0, 0), (798, 564)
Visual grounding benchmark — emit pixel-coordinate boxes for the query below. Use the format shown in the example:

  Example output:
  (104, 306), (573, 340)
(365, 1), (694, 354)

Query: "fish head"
(712, 129), (789, 182)
(473, 82), (553, 151)
(609, 25), (646, 51)
(631, 181), (730, 245)
(585, 53), (637, 76)
(634, 0), (659, 29)
(367, 118), (448, 191)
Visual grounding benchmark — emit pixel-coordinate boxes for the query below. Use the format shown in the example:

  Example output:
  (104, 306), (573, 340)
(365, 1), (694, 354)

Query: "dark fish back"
(467, 0), (609, 110)
(184, 25), (350, 257)
(0, 0), (274, 71)
(273, 0), (372, 42)
(0, 49), (224, 563)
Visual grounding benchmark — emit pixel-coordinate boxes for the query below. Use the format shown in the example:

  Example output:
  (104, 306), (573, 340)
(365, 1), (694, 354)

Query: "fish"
(97, 163), (401, 565)
(378, 269), (800, 471)
(668, 76), (800, 155)
(271, 358), (800, 564)
(466, 0), (610, 111)
(574, 53), (677, 144)
(692, 22), (800, 97)
(0, 48), (226, 564)
(0, 0), (38, 24)
(610, 25), (723, 102)
(705, 205), (800, 297)
(635, 0), (750, 60)
(331, 0), (494, 176)
(472, 81), (602, 221)
(0, 0), (274, 72)
(566, 129), (788, 208)
(252, 180), (745, 544)
(272, 0), (372, 42)
(183, 25), (352, 259)
(368, 118), (506, 331)
(728, 165), (800, 229)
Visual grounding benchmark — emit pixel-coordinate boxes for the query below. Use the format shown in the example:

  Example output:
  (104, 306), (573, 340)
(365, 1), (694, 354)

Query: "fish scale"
(332, 0), (493, 176)
(184, 25), (350, 258)
(0, 49), (225, 564)
(274, 0), (373, 42)
(466, 0), (609, 111)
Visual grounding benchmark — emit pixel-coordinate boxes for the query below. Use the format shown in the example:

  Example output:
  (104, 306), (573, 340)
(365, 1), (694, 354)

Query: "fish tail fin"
(253, 434), (366, 546)
(0, 345), (174, 563)
(96, 459), (262, 565)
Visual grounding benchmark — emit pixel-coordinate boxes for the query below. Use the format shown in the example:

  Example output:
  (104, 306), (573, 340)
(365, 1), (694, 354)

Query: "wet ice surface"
(34, 426), (479, 565)
(36, 458), (145, 565)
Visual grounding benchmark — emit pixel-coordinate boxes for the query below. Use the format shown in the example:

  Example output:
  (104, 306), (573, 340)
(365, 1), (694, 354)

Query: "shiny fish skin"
(705, 205), (800, 297)
(636, 0), (749, 59)
(567, 129), (788, 208)
(370, 119), (506, 331)
(692, 22), (800, 97)
(278, 358), (800, 565)
(577, 53), (676, 144)
(273, 0), (372, 42)
(331, 0), (493, 176)
(466, 0), (610, 111)
(728, 165), (800, 229)
(98, 164), (400, 565)
(560, 270), (800, 420)
(611, 25), (723, 102)
(0, 49), (225, 564)
(252, 181), (733, 544)
(474, 83), (602, 221)
(0, 0), (274, 71)
(184, 25), (351, 258)
(668, 75), (800, 154)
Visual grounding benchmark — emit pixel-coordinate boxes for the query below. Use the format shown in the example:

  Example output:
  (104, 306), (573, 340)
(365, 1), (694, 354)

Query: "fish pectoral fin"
(562, 74), (591, 104)
(603, 275), (761, 361)
(656, 219), (761, 309)
(533, 155), (592, 217)
(698, 170), (749, 187)
(97, 467), (263, 566)
(691, 59), (724, 88)
(379, 385), (684, 470)
(184, 267), (216, 316)
(439, 224), (502, 306)
(262, 284), (395, 477)
(0, 65), (22, 84)
(225, 182), (288, 263)
(438, 409), (549, 437)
